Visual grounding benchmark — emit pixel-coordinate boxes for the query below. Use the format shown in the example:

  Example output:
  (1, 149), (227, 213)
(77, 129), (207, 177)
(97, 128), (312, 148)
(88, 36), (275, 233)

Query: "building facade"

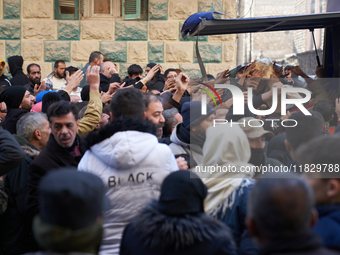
(0, 0), (237, 79)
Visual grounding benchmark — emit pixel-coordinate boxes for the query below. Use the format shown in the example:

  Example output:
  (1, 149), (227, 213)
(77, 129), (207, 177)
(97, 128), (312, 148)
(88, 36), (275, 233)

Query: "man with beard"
(239, 117), (282, 173)
(44, 60), (66, 90)
(169, 101), (216, 169)
(143, 93), (166, 140)
(0, 86), (35, 134)
(25, 64), (50, 96)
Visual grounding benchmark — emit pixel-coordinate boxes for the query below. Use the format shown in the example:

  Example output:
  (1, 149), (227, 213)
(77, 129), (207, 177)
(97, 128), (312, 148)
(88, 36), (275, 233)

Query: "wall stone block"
(165, 42), (193, 63)
(100, 41), (127, 63)
(3, 0), (21, 19)
(23, 20), (56, 40)
(149, 21), (177, 41)
(127, 42), (147, 63)
(0, 20), (21, 39)
(149, 0), (168, 20)
(224, 41), (236, 62)
(58, 21), (80, 40)
(0, 41), (5, 60)
(224, 0), (237, 19)
(206, 63), (232, 77)
(22, 41), (43, 61)
(179, 21), (208, 41)
(179, 64), (203, 78)
(23, 0), (53, 19)
(193, 42), (222, 63)
(169, 0), (197, 20)
(71, 41), (99, 62)
(115, 21), (148, 41)
(148, 42), (164, 63)
(6, 41), (21, 59)
(198, 0), (223, 12)
(45, 41), (71, 62)
(82, 21), (113, 40)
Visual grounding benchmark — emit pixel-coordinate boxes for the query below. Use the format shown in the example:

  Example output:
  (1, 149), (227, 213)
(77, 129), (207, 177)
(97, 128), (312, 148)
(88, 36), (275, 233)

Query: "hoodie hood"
(7, 55), (24, 77)
(0, 58), (5, 76)
(85, 118), (158, 169)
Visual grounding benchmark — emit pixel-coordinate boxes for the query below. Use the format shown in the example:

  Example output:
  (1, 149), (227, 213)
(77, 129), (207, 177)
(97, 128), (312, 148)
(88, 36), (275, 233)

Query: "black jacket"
(100, 73), (121, 92)
(27, 134), (86, 216)
(0, 136), (40, 255)
(0, 74), (11, 89)
(0, 126), (25, 176)
(8, 56), (29, 86)
(120, 201), (236, 255)
(2, 108), (29, 134)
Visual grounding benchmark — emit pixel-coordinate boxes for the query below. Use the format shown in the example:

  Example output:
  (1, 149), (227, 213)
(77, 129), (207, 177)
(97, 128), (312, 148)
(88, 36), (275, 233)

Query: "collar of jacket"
(2, 108), (28, 133)
(85, 118), (157, 149)
(129, 200), (235, 251)
(259, 232), (322, 255)
(316, 203), (340, 218)
(13, 134), (40, 157)
(45, 133), (85, 160)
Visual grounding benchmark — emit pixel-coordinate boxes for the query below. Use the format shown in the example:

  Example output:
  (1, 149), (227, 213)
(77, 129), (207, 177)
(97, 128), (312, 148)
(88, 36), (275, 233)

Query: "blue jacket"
(215, 180), (259, 255)
(314, 204), (340, 250)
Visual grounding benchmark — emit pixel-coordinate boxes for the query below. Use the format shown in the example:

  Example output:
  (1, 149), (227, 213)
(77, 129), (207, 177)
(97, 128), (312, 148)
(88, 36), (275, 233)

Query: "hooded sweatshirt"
(8, 56), (29, 86)
(0, 58), (11, 88)
(78, 118), (178, 255)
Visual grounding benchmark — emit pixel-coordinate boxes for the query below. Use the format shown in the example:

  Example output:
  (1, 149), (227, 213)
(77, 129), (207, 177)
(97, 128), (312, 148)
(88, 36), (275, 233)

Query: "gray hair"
(163, 108), (179, 137)
(17, 112), (48, 142)
(247, 175), (314, 240)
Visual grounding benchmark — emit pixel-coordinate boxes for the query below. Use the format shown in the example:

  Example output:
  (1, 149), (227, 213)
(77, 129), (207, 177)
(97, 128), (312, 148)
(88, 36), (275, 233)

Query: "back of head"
(42, 92), (62, 113)
(313, 100), (333, 122)
(247, 176), (314, 240)
(7, 55), (23, 76)
(65, 66), (79, 76)
(158, 171), (207, 216)
(285, 111), (323, 151)
(35, 168), (107, 253)
(127, 64), (143, 77)
(47, 101), (78, 122)
(110, 88), (145, 119)
(181, 101), (216, 130)
(16, 112), (47, 142)
(163, 108), (179, 137)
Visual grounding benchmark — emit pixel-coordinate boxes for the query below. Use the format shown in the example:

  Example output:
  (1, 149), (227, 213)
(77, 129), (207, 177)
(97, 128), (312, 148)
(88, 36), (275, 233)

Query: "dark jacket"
(100, 73), (121, 92)
(0, 74), (11, 89)
(0, 126), (25, 176)
(267, 134), (292, 166)
(314, 204), (340, 251)
(8, 56), (29, 86)
(0, 136), (40, 255)
(215, 180), (259, 255)
(259, 232), (340, 255)
(2, 108), (29, 134)
(123, 76), (140, 87)
(120, 201), (236, 255)
(27, 134), (86, 216)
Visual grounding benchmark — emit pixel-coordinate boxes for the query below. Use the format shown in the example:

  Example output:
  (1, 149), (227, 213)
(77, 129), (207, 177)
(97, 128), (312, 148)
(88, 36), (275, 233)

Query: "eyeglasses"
(0, 109), (7, 114)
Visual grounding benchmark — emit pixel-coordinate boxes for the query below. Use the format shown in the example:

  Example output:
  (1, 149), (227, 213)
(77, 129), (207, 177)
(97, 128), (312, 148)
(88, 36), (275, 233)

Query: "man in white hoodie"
(78, 87), (178, 255)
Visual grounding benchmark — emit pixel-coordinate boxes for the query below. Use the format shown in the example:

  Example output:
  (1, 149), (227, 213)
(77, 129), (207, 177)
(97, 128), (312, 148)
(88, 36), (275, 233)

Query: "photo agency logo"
(200, 83), (312, 128)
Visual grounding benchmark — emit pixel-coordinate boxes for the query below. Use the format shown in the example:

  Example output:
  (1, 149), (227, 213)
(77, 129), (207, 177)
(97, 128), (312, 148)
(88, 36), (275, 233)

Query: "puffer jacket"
(78, 118), (178, 255)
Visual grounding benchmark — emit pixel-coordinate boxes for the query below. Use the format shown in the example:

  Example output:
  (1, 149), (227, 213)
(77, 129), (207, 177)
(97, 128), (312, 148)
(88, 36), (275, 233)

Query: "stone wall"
(0, 0), (237, 79)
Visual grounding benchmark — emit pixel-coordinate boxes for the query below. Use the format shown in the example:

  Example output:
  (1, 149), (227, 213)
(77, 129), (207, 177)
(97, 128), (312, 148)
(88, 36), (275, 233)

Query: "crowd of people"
(0, 51), (340, 255)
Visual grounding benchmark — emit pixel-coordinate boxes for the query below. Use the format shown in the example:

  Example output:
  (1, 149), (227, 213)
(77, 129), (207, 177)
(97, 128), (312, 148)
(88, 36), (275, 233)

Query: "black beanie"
(181, 101), (216, 130)
(0, 86), (27, 110)
(42, 92), (62, 113)
(158, 171), (207, 216)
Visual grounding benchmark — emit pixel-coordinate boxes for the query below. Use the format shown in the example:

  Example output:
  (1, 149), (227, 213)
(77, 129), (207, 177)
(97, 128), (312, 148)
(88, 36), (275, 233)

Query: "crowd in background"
(0, 51), (340, 255)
